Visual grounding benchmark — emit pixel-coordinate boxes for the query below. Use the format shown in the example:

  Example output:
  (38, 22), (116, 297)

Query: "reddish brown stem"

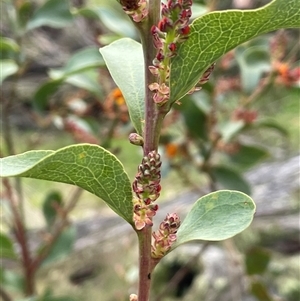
(133, 1), (162, 300)
(3, 179), (35, 296)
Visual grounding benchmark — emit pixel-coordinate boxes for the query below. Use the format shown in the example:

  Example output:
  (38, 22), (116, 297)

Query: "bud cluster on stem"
(149, 0), (193, 105)
(121, 0), (148, 22)
(132, 151), (161, 230)
(151, 212), (181, 258)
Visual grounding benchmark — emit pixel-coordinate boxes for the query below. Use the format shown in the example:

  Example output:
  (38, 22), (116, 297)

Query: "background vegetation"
(0, 0), (299, 300)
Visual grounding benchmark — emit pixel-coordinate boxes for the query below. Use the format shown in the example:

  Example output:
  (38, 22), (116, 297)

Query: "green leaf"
(0, 37), (20, 58)
(172, 190), (255, 248)
(0, 60), (18, 84)
(175, 95), (208, 140)
(229, 144), (269, 170)
(64, 70), (103, 96)
(27, 0), (73, 30)
(48, 47), (105, 80)
(41, 227), (76, 265)
(100, 38), (145, 135)
(0, 232), (17, 259)
(212, 166), (251, 195)
(245, 247), (271, 275)
(170, 0), (300, 102)
(94, 7), (136, 38)
(33, 80), (62, 111)
(42, 191), (64, 227)
(0, 144), (134, 223)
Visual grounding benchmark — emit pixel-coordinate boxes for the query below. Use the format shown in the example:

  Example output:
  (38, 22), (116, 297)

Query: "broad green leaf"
(170, 0), (300, 102)
(41, 226), (76, 265)
(27, 0), (73, 30)
(64, 70), (103, 96)
(48, 47), (105, 80)
(175, 95), (208, 141)
(0, 144), (133, 223)
(93, 7), (136, 38)
(172, 190), (255, 248)
(229, 144), (269, 170)
(212, 166), (251, 195)
(0, 60), (18, 84)
(42, 191), (64, 227)
(0, 232), (17, 259)
(33, 80), (62, 111)
(100, 38), (145, 135)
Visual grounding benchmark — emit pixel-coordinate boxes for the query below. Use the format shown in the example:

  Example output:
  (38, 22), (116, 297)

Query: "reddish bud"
(168, 42), (176, 52)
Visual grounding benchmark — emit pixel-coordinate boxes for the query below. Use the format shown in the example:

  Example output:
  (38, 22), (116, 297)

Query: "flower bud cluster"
(149, 0), (193, 105)
(121, 0), (148, 22)
(152, 213), (181, 258)
(133, 151), (162, 230)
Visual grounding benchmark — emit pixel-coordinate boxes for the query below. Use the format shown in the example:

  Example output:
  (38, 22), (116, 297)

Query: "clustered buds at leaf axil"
(151, 213), (181, 258)
(121, 0), (148, 22)
(133, 151), (161, 230)
(149, 0), (192, 105)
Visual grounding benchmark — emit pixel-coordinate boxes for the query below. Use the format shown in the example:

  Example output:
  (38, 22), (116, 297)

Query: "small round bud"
(129, 133), (144, 146)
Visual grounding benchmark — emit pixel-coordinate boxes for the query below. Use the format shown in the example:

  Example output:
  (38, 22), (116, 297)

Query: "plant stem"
(134, 1), (162, 300)
(139, 0), (164, 155)
(137, 228), (153, 301)
(3, 179), (35, 296)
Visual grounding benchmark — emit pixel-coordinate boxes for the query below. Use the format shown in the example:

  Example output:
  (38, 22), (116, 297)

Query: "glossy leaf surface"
(173, 190), (255, 248)
(0, 144), (133, 223)
(100, 38), (145, 135)
(170, 0), (300, 102)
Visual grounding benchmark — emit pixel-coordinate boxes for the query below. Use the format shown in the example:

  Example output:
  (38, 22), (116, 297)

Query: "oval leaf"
(100, 38), (145, 135)
(42, 190), (64, 227)
(33, 79), (62, 111)
(27, 0), (73, 30)
(229, 144), (269, 170)
(170, 0), (300, 102)
(0, 144), (133, 224)
(212, 166), (251, 195)
(48, 47), (105, 80)
(173, 190), (255, 248)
